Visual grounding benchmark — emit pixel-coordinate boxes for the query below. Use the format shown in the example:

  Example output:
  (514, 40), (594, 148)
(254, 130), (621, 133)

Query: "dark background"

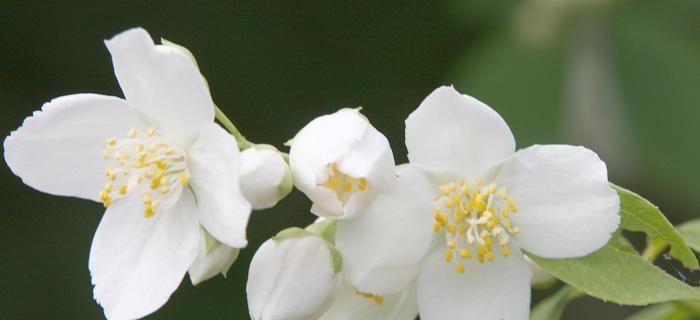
(1, 0), (699, 319)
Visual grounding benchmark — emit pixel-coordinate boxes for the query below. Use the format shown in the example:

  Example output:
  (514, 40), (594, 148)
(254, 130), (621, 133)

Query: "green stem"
(642, 238), (669, 264)
(215, 105), (254, 150)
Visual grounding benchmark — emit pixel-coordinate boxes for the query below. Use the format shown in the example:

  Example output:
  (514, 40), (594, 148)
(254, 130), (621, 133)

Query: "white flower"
(239, 144), (292, 210)
(318, 281), (418, 320)
(3, 28), (252, 320)
(289, 108), (395, 219)
(246, 229), (341, 320)
(526, 256), (556, 288)
(335, 86), (620, 319)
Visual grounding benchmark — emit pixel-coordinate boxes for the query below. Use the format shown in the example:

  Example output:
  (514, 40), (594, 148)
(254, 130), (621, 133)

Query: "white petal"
(188, 229), (240, 286)
(405, 86), (515, 179)
(247, 236), (340, 320)
(493, 144), (620, 258)
(239, 145), (290, 210)
(188, 123), (252, 248)
(336, 165), (435, 294)
(3, 94), (148, 201)
(290, 108), (395, 218)
(105, 28), (214, 146)
(89, 188), (199, 320)
(318, 282), (418, 320)
(417, 246), (531, 320)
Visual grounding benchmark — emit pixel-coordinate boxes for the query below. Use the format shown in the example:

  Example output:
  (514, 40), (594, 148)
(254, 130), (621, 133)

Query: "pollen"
(98, 128), (188, 218)
(322, 163), (370, 203)
(432, 177), (519, 274)
(354, 290), (384, 305)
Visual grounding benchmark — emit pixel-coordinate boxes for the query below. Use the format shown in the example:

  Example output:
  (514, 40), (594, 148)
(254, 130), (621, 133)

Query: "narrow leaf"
(531, 286), (581, 320)
(613, 184), (698, 269)
(626, 303), (690, 320)
(529, 244), (700, 305)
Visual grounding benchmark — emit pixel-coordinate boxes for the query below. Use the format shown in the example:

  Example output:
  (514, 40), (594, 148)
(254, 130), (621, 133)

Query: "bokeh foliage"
(1, 0), (698, 319)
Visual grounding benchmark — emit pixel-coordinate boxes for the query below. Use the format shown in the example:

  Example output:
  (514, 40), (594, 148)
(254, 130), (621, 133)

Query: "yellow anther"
(486, 220), (496, 230)
(444, 199), (453, 208)
(460, 185), (468, 195)
(448, 240), (456, 249)
(457, 225), (466, 234)
(452, 195), (460, 204)
(484, 236), (493, 248)
(503, 219), (512, 229)
(358, 178), (368, 191)
(178, 172), (189, 185)
(137, 144), (145, 152)
(506, 196), (518, 213)
(107, 138), (117, 146)
(327, 178), (340, 189)
(449, 183), (456, 191)
(473, 195), (486, 212)
(118, 185), (128, 196)
(485, 251), (494, 261)
(501, 208), (510, 218)
(343, 183), (353, 193)
(104, 183), (113, 192)
(440, 185), (450, 196)
(144, 205), (155, 218)
(444, 250), (453, 262)
(433, 222), (442, 232)
(455, 262), (465, 273)
(373, 296), (383, 304)
(459, 248), (472, 259)
(458, 178), (465, 185)
(160, 186), (170, 194)
(511, 227), (520, 235)
(102, 148), (111, 159)
(150, 176), (163, 189)
(141, 193), (152, 204)
(501, 246), (510, 257)
(156, 161), (167, 170)
(477, 246), (486, 255)
(447, 224), (456, 234)
(477, 253), (484, 263)
(128, 129), (137, 138)
(164, 148), (175, 155)
(146, 127), (156, 136)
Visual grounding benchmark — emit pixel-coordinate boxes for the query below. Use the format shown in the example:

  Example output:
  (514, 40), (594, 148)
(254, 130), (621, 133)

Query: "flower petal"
(336, 165), (435, 294)
(188, 123), (252, 248)
(89, 188), (199, 320)
(417, 246), (531, 320)
(3, 94), (148, 201)
(188, 229), (240, 286)
(105, 28), (214, 146)
(318, 282), (418, 320)
(493, 144), (620, 258)
(405, 86), (515, 179)
(290, 108), (395, 218)
(247, 236), (340, 320)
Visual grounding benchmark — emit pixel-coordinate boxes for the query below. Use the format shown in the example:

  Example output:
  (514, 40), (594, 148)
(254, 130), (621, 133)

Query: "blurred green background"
(1, 0), (699, 319)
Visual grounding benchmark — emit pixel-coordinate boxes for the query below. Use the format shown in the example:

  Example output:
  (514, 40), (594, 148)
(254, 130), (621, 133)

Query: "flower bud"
(239, 145), (292, 210)
(289, 108), (395, 219)
(247, 228), (341, 320)
(188, 229), (240, 286)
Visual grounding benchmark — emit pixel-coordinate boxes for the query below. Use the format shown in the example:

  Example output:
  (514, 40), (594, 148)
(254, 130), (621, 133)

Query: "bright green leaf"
(613, 184), (698, 269)
(531, 286), (582, 320)
(626, 303), (690, 320)
(529, 243), (700, 305)
(678, 219), (700, 253)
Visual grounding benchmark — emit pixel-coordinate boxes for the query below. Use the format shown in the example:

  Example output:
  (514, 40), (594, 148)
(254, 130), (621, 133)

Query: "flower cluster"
(3, 28), (620, 320)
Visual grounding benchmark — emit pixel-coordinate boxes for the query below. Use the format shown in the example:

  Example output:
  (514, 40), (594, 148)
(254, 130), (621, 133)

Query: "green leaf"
(529, 243), (700, 305)
(613, 184), (698, 269)
(626, 303), (691, 320)
(530, 286), (582, 320)
(678, 219), (700, 253)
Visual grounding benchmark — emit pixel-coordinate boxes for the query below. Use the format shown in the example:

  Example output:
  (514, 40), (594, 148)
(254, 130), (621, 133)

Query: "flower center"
(433, 178), (519, 274)
(99, 127), (189, 218)
(354, 290), (384, 305)
(322, 163), (369, 202)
